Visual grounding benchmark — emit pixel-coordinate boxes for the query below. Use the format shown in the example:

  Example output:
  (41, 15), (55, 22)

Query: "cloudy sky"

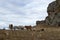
(0, 0), (55, 29)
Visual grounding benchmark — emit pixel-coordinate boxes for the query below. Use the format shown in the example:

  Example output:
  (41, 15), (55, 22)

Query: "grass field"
(0, 25), (60, 40)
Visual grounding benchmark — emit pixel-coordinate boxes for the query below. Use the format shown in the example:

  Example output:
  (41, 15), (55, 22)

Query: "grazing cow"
(25, 26), (32, 31)
(14, 26), (24, 30)
(9, 24), (13, 30)
(14, 26), (19, 30)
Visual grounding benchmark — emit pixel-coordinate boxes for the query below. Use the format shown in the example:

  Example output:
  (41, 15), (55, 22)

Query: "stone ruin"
(36, 0), (60, 26)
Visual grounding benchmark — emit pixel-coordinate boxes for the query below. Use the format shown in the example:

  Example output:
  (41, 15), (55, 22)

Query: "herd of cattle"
(8, 24), (45, 32)
(9, 24), (34, 31)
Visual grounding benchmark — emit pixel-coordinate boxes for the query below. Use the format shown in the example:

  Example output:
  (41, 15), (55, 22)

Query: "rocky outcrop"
(36, 0), (60, 26)
(45, 0), (60, 26)
(36, 20), (45, 25)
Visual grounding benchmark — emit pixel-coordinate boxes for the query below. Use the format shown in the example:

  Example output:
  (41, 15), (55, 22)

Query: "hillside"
(0, 25), (60, 40)
(0, 0), (60, 40)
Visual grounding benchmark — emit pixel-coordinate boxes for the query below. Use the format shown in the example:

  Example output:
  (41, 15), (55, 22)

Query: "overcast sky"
(0, 0), (55, 29)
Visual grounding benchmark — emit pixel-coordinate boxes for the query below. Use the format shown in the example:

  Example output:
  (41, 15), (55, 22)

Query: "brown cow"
(25, 25), (32, 31)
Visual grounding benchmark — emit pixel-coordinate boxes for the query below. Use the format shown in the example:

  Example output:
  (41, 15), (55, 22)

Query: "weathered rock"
(36, 0), (60, 26)
(36, 20), (45, 25)
(46, 0), (60, 26)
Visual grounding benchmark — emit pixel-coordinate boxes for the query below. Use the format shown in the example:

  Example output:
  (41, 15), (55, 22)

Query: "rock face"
(36, 0), (60, 26)
(46, 0), (60, 26)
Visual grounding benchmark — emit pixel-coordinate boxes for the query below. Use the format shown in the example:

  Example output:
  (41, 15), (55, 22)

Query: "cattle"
(9, 24), (33, 31)
(14, 26), (19, 30)
(14, 26), (24, 30)
(25, 25), (32, 31)
(9, 24), (13, 30)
